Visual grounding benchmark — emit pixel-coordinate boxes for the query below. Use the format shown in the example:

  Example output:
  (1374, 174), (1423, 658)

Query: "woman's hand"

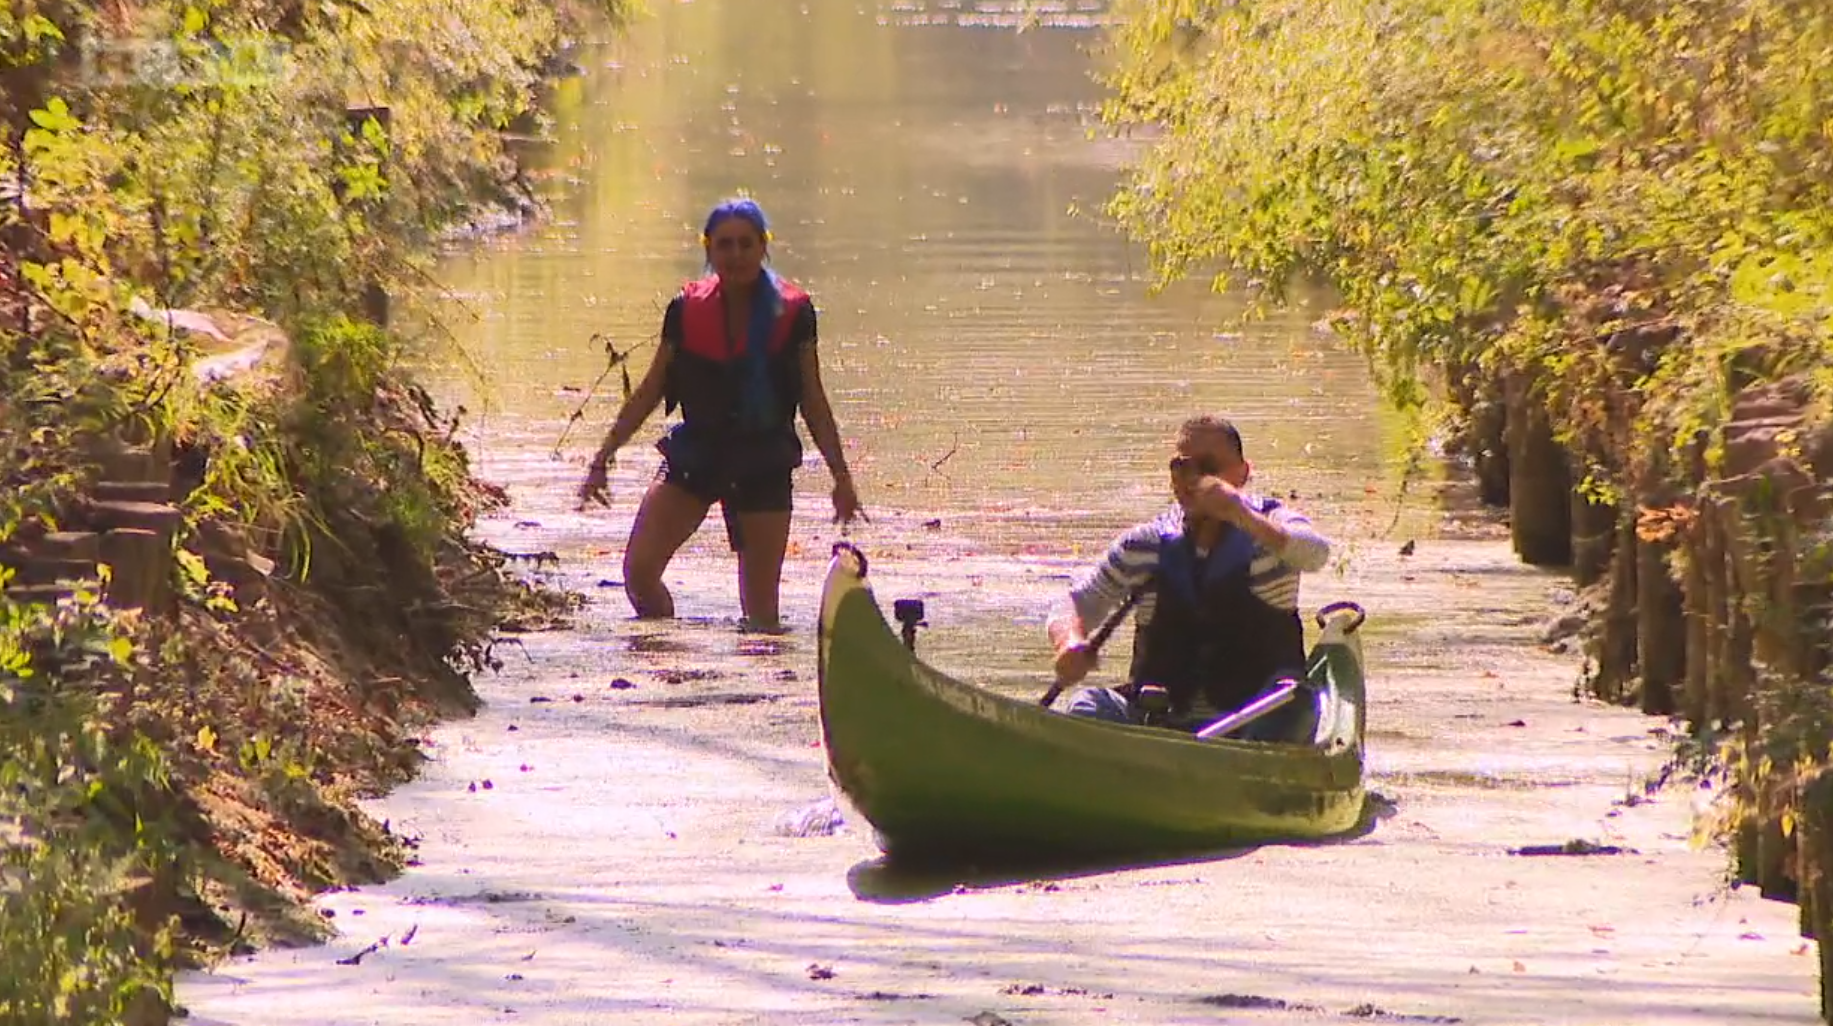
(831, 473), (865, 527)
(577, 449), (615, 510)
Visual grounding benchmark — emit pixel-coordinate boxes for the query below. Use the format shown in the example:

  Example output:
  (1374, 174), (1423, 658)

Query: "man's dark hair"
(1178, 414), (1244, 458)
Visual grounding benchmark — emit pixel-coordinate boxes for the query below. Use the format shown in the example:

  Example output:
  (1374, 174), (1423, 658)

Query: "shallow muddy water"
(424, 0), (1409, 689)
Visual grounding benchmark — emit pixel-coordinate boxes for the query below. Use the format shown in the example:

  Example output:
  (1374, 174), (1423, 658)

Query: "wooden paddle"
(1038, 587), (1146, 708)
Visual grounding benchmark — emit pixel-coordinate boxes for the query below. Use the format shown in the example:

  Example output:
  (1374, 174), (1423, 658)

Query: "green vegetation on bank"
(1099, 0), (1833, 1009)
(1102, 0), (1831, 444)
(1, 1), (623, 1021)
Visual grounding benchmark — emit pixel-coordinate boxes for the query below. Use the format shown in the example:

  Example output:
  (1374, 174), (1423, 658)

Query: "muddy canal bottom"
(179, 469), (1822, 1025)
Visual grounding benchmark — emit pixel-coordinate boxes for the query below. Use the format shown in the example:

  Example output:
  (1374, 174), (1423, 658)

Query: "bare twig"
(930, 431), (960, 472)
(1379, 444), (1426, 539)
(550, 331), (656, 458)
(186, 105), (232, 303)
(150, 192), (174, 309)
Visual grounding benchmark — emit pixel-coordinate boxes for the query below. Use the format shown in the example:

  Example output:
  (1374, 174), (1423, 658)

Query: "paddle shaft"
(1038, 587), (1145, 708)
(1193, 678), (1303, 740)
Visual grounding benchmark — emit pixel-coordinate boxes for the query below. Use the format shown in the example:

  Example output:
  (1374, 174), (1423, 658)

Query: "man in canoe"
(1045, 414), (1332, 738)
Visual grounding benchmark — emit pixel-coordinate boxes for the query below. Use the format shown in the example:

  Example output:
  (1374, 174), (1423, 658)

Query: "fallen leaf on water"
(482, 780), (494, 790)
(1795, 943), (1811, 956)
(467, 782), (477, 793)
(399, 924), (419, 946)
(522, 950), (536, 961)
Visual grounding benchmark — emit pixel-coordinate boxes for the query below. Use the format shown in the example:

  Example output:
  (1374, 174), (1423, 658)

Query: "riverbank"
(176, 462), (1817, 1025)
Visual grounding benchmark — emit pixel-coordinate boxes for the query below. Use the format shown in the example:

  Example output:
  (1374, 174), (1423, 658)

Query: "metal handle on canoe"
(1315, 600), (1366, 633)
(1038, 586), (1146, 709)
(831, 540), (869, 578)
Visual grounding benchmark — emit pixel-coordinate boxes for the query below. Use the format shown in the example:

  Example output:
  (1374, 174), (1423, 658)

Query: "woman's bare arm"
(797, 344), (852, 481)
(595, 343), (673, 459)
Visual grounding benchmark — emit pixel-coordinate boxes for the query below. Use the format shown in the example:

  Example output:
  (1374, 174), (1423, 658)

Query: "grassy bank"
(0, 0), (624, 1021)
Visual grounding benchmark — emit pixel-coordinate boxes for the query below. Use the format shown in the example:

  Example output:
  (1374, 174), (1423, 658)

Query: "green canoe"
(816, 545), (1369, 863)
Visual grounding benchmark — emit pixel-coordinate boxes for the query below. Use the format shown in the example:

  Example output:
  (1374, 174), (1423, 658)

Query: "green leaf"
(27, 98), (78, 134)
(182, 5), (208, 35)
(22, 14), (65, 44)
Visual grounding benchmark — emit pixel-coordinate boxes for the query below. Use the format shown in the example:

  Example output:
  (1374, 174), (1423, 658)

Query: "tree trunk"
(1505, 371), (1573, 566)
(1571, 491), (1617, 588)
(1591, 514), (1639, 703)
(1797, 770), (1833, 1021)
(1637, 488), (1686, 716)
(1471, 371), (1511, 507)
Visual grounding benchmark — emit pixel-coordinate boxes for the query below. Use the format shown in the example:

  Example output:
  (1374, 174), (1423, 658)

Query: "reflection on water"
(424, 0), (1404, 669)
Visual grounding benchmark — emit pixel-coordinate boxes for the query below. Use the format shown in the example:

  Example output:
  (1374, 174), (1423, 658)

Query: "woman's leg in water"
(622, 477), (712, 617)
(732, 508), (792, 629)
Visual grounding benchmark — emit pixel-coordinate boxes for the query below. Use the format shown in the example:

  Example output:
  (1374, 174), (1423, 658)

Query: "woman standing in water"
(578, 198), (864, 630)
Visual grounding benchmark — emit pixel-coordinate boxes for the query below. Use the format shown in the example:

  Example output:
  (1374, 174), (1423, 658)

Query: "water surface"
(426, 0), (1404, 683)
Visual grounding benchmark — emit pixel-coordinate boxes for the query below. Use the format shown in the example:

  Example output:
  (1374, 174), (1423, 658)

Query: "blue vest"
(1128, 517), (1306, 714)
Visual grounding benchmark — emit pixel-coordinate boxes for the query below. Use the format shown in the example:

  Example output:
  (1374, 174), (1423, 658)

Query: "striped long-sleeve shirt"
(1051, 497), (1332, 647)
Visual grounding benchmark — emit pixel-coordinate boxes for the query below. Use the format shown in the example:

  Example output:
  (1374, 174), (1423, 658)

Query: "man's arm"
(1236, 502), (1330, 572)
(1046, 521), (1160, 654)
(1192, 480), (1331, 573)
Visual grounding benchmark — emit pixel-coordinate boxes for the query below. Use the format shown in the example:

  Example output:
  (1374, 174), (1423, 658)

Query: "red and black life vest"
(664, 274), (808, 432)
(658, 274), (810, 481)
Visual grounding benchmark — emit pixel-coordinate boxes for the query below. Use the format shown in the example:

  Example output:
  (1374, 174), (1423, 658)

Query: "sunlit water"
(421, 0), (1409, 689)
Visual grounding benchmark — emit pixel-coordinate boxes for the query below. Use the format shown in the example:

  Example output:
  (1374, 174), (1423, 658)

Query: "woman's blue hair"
(702, 197), (770, 242)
